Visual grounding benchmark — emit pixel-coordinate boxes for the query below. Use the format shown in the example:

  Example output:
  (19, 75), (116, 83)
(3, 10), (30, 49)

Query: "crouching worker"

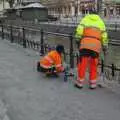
(37, 45), (65, 76)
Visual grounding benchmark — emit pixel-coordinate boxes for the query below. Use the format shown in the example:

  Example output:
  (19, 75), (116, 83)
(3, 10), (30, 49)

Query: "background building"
(103, 0), (120, 18)
(4, 0), (48, 22)
(44, 0), (76, 18)
(43, 0), (120, 18)
(43, 0), (102, 18)
(0, 1), (10, 11)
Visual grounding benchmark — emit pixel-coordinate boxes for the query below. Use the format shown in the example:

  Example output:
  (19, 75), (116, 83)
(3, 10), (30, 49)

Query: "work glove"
(56, 66), (65, 73)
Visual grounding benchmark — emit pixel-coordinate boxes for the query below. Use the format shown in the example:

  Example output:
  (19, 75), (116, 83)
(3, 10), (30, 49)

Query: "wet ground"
(0, 38), (120, 120)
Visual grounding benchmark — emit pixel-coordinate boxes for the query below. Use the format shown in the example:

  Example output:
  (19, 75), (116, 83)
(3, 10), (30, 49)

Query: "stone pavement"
(0, 39), (120, 120)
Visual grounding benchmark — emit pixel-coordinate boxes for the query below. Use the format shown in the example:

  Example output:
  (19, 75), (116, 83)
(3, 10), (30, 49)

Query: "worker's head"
(89, 8), (98, 14)
(56, 45), (64, 54)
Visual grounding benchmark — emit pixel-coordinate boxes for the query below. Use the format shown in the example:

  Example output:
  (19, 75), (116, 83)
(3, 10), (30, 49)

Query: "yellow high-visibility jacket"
(75, 14), (109, 47)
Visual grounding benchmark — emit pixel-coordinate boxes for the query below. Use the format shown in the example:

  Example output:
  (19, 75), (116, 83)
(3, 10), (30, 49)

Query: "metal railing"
(0, 24), (120, 84)
(4, 19), (120, 32)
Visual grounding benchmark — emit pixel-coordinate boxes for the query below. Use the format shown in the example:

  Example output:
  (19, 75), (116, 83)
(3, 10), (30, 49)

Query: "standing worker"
(37, 45), (65, 75)
(75, 9), (109, 89)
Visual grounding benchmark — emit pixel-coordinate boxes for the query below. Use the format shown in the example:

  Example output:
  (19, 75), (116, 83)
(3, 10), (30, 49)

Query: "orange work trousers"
(77, 56), (98, 85)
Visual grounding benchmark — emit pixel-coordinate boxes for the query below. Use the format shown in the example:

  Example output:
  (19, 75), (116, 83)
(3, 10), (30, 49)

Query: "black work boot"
(46, 70), (58, 77)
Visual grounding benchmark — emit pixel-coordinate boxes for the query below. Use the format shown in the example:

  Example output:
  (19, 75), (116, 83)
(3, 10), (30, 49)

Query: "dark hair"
(56, 45), (64, 53)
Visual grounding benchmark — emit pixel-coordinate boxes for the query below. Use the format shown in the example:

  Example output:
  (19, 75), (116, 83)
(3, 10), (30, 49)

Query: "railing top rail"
(109, 42), (120, 46)
(2, 24), (72, 37)
(45, 31), (71, 37)
(1, 23), (120, 43)
(99, 63), (120, 71)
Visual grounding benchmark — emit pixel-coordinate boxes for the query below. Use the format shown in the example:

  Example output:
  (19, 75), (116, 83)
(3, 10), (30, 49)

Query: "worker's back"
(40, 50), (61, 67)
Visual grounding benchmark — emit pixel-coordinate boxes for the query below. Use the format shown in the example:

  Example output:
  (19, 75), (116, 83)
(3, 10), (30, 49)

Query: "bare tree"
(7, 0), (14, 8)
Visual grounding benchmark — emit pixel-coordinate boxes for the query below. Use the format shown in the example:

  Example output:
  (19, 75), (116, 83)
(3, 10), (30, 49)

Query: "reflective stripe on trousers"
(40, 64), (53, 69)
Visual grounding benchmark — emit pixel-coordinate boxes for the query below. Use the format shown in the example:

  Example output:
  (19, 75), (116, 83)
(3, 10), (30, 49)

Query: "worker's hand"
(61, 66), (65, 72)
(57, 66), (65, 73)
(103, 46), (108, 56)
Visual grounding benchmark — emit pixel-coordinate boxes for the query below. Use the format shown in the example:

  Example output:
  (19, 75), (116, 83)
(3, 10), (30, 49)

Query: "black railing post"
(115, 22), (117, 32)
(69, 35), (74, 68)
(40, 29), (44, 55)
(111, 63), (115, 77)
(23, 28), (26, 48)
(77, 52), (79, 64)
(101, 59), (104, 73)
(64, 52), (67, 64)
(10, 26), (13, 43)
(1, 24), (4, 39)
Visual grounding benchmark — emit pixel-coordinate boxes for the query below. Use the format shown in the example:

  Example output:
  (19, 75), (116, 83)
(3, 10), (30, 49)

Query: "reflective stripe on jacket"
(80, 27), (102, 53)
(40, 50), (63, 72)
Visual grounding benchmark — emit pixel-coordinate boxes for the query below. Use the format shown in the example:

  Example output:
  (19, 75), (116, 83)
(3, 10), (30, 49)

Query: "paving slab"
(0, 39), (120, 120)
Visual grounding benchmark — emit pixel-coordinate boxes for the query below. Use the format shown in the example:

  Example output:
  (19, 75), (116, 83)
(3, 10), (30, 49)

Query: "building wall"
(47, 1), (72, 17)
(4, 9), (17, 20)
(45, 0), (100, 18)
(103, 0), (120, 18)
(45, 0), (120, 18)
(46, 0), (82, 17)
(0, 1), (10, 11)
(80, 0), (97, 14)
(21, 8), (48, 21)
